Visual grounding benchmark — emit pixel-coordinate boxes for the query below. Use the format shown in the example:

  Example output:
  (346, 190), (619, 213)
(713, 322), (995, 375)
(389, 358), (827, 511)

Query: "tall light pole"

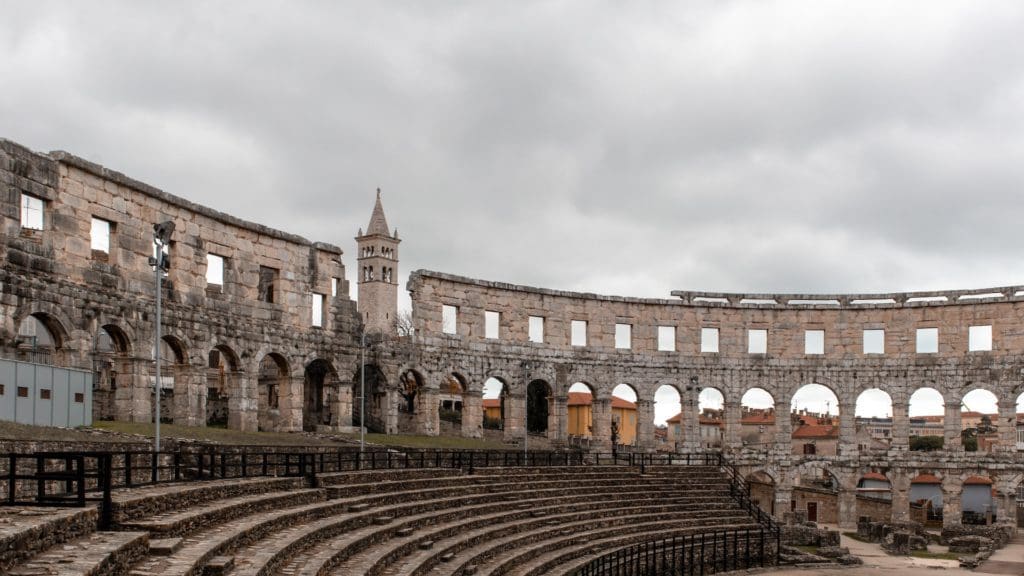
(148, 221), (174, 453)
(360, 330), (366, 453)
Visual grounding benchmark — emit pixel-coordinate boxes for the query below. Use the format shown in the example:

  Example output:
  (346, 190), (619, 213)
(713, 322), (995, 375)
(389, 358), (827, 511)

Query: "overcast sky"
(4, 2), (1024, 420)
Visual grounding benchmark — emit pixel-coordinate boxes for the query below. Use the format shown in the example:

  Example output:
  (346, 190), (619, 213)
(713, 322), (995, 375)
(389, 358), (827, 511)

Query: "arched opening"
(855, 472), (892, 522)
(909, 473), (943, 527)
(909, 387), (945, 451)
(396, 369), (425, 433)
(440, 373), (466, 429)
(697, 387), (724, 449)
(481, 377), (506, 431)
(854, 388), (893, 452)
(791, 384), (840, 456)
(567, 382), (595, 440)
(746, 471), (776, 516)
(17, 313), (63, 364)
(92, 325), (131, 421)
(740, 388), (776, 447)
(526, 379), (552, 436)
(1015, 477), (1024, 528)
(654, 384), (681, 450)
(352, 363), (386, 432)
(206, 345), (239, 427)
(611, 384), (638, 446)
(303, 359), (337, 431)
(257, 354), (288, 431)
(157, 336), (185, 424)
(961, 476), (996, 525)
(793, 463), (840, 523)
(961, 389), (998, 453)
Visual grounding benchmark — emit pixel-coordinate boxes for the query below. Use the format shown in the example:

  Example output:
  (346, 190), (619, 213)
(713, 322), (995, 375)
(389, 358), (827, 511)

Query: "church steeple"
(355, 189), (400, 334)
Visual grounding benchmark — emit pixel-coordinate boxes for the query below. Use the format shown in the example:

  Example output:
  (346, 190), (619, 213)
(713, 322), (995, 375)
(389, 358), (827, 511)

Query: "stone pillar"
(774, 396), (793, 458)
(230, 371), (257, 432)
(838, 486), (858, 529)
(592, 398), (611, 449)
(549, 395), (567, 443)
(172, 365), (205, 427)
(683, 388), (700, 453)
(774, 484), (793, 520)
(997, 397), (1017, 453)
(335, 384), (352, 429)
(384, 388), (399, 434)
(890, 473), (911, 522)
(416, 388), (439, 436)
(276, 376), (304, 432)
(114, 358), (151, 423)
(942, 479), (962, 527)
(503, 393), (525, 443)
(890, 398), (910, 453)
(636, 399), (654, 449)
(944, 401), (962, 451)
(838, 400), (857, 458)
(723, 400), (741, 452)
(461, 390), (482, 438)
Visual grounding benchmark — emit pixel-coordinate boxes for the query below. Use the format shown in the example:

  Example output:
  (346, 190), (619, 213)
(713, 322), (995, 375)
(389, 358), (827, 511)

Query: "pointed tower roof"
(365, 188), (391, 237)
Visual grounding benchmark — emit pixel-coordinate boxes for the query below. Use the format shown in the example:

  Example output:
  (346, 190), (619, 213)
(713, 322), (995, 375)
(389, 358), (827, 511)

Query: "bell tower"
(355, 189), (400, 335)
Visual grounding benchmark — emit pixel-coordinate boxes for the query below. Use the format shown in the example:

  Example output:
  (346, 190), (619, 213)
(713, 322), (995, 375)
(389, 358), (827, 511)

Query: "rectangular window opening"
(701, 327), (719, 353)
(657, 326), (675, 352)
(39, 389), (51, 400)
(90, 217), (111, 253)
(748, 329), (767, 354)
(863, 329), (885, 355)
(74, 392), (84, 403)
(969, 325), (992, 351)
(442, 305), (458, 335)
(805, 330), (825, 355)
(485, 310), (500, 339)
(528, 316), (544, 343)
(311, 293), (324, 327)
(615, 323), (631, 350)
(916, 328), (938, 354)
(331, 277), (339, 298)
(206, 253), (224, 286)
(571, 320), (588, 347)
(20, 194), (43, 230)
(258, 266), (278, 303)
(17, 386), (28, 398)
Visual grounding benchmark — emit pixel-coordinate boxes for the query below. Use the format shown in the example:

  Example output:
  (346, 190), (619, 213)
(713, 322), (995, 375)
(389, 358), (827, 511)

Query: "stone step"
(203, 555), (235, 576)
(149, 537), (184, 555)
(8, 531), (148, 576)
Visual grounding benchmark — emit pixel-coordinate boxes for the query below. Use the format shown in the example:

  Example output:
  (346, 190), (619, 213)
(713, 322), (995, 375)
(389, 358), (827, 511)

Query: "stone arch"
(960, 475), (996, 525)
(854, 388), (893, 452)
(526, 379), (553, 436)
(353, 363), (387, 432)
(481, 376), (508, 432)
(257, 353), (289, 431)
(855, 470), (893, 522)
(303, 358), (337, 431)
(908, 386), (946, 451)
(567, 382), (596, 440)
(739, 387), (776, 447)
(654, 384), (681, 450)
(960, 387), (999, 453)
(15, 311), (69, 364)
(611, 383), (639, 446)
(91, 323), (133, 421)
(909, 472), (944, 526)
(205, 343), (241, 428)
(439, 372), (467, 428)
(792, 460), (842, 524)
(746, 470), (777, 515)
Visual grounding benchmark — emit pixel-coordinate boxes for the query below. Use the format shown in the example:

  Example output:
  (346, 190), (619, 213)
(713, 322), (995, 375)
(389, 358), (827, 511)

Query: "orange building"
(566, 392), (637, 445)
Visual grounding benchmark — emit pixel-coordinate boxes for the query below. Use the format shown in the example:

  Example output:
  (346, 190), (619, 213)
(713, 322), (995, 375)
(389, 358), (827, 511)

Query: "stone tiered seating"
(1, 463), (768, 576)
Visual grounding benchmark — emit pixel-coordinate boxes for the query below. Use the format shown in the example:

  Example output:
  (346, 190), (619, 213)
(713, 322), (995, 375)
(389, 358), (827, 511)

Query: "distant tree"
(910, 435), (944, 451)
(394, 310), (415, 337)
(977, 415), (996, 434)
(961, 427), (979, 452)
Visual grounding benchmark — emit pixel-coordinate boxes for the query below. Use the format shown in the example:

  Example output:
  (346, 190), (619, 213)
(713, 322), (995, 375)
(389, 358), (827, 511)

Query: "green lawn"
(336, 432), (510, 450)
(92, 421), (347, 446)
(910, 550), (960, 561)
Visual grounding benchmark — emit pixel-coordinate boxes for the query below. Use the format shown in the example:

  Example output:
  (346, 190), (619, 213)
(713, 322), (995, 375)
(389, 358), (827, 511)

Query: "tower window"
(442, 305), (458, 334)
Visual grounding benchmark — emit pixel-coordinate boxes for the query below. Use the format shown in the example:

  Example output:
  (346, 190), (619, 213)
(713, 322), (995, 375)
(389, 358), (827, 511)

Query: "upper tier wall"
(409, 270), (1024, 360)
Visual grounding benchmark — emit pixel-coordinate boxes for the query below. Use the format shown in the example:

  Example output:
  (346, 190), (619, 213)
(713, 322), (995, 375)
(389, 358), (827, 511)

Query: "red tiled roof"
(911, 474), (941, 485)
(862, 472), (888, 482)
(566, 391), (636, 410)
(611, 396), (636, 410)
(964, 475), (993, 486)
(791, 424), (838, 439)
(741, 413), (775, 425)
(666, 412), (682, 424)
(699, 417), (722, 427)
(482, 399), (500, 409)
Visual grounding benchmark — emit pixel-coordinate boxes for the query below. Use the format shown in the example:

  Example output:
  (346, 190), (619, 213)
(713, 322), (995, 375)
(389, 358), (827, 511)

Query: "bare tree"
(394, 309), (415, 337)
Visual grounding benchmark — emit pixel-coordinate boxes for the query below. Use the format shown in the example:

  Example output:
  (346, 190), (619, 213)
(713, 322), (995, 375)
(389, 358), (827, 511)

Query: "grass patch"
(0, 420), (139, 443)
(92, 421), (346, 446)
(336, 433), (510, 450)
(910, 550), (960, 561)
(843, 531), (871, 543)
(794, 545), (820, 554)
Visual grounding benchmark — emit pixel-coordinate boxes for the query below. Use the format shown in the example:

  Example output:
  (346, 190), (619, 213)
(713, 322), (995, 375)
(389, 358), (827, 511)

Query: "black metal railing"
(2, 448), (725, 529)
(572, 527), (774, 576)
